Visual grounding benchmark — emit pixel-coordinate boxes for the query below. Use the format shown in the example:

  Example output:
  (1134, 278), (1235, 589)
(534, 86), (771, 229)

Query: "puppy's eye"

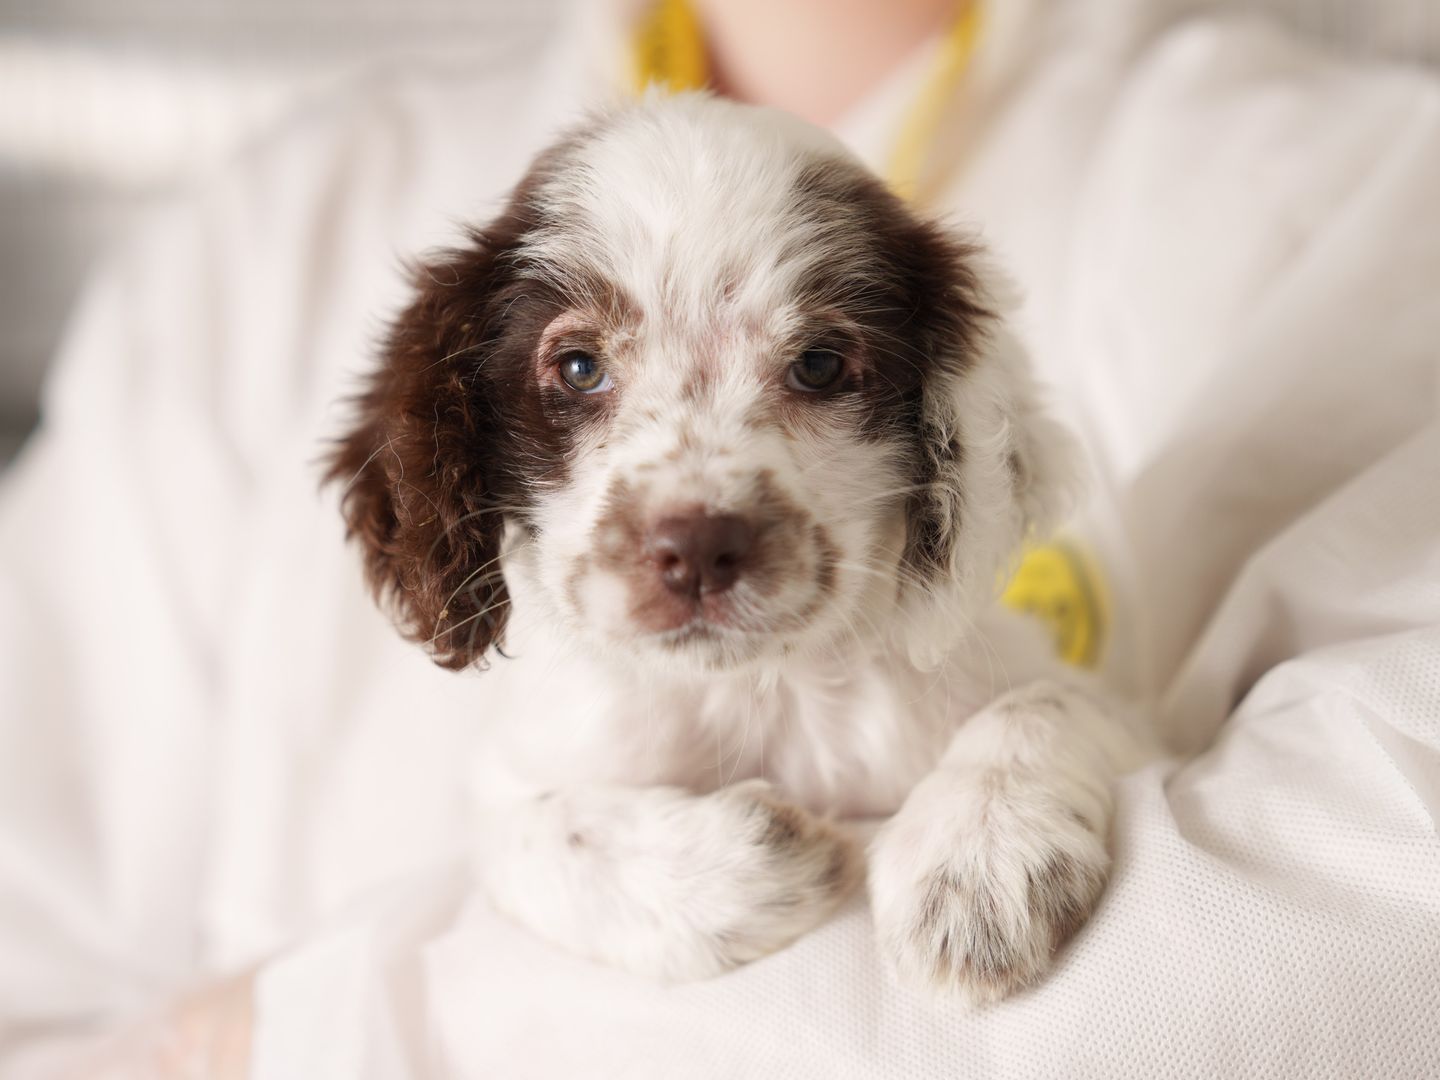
(559, 352), (612, 394)
(787, 348), (845, 393)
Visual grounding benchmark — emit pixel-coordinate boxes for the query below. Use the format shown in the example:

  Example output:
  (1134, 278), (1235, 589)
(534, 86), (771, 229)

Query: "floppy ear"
(910, 257), (1082, 611)
(325, 225), (526, 670)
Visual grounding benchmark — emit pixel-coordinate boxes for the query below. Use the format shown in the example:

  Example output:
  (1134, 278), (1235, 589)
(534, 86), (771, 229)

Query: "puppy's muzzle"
(645, 512), (757, 597)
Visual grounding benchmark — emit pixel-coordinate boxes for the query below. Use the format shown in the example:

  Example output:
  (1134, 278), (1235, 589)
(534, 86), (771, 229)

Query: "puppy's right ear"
(324, 221), (529, 670)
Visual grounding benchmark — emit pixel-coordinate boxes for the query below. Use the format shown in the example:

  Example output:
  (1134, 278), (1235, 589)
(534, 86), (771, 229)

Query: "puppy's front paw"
(483, 781), (861, 982)
(869, 773), (1109, 1003)
(669, 780), (863, 976)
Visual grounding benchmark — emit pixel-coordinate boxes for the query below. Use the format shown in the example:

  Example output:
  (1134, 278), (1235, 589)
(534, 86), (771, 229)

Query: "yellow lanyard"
(628, 2), (1106, 667)
(632, 0), (982, 201)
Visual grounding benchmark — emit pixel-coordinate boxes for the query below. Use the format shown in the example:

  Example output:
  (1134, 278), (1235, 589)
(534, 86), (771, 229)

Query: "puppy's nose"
(646, 513), (756, 596)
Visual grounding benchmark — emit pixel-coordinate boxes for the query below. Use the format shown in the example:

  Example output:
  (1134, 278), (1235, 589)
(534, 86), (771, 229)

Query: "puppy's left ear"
(910, 259), (1082, 607)
(323, 222), (530, 671)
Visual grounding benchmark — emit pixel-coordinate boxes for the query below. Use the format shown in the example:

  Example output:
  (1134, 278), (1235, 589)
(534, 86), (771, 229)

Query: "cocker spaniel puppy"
(329, 92), (1145, 1002)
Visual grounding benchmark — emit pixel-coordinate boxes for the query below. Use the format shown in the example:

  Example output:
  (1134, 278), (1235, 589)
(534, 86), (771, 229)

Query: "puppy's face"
(330, 95), (1071, 672)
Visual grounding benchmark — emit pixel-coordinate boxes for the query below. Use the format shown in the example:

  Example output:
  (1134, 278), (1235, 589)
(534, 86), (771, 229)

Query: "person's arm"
(0, 94), (408, 1068)
(692, 0), (958, 125)
(1061, 16), (1440, 724)
(0, 207), (247, 1065)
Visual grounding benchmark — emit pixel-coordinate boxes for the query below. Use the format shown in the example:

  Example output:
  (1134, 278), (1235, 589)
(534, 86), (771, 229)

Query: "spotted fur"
(328, 93), (1149, 999)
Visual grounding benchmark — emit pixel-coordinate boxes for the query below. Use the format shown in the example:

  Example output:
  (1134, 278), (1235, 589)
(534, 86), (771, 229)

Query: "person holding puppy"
(3, 2), (1438, 1077)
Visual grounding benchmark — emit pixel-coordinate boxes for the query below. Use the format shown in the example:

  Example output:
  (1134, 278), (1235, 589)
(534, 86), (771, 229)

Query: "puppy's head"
(327, 93), (1075, 673)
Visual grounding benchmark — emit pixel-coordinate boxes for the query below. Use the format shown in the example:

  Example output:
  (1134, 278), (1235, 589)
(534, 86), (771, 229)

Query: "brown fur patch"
(327, 115), (1002, 667)
(759, 802), (808, 850)
(785, 160), (996, 582)
(586, 464), (821, 637)
(1027, 853), (1105, 949)
(324, 140), (602, 669)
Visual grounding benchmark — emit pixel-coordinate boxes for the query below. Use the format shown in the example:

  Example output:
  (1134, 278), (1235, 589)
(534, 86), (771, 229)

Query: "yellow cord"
(627, 1), (1107, 668)
(999, 540), (1107, 668)
(884, 1), (983, 203)
(630, 0), (709, 94)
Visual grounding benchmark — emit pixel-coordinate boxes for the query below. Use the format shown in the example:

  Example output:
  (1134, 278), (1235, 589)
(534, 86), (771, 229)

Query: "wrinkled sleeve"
(0, 99), (408, 1067)
(0, 206), (247, 1067)
(0, 65), (543, 1071)
(1061, 16), (1440, 726)
(243, 20), (1440, 1080)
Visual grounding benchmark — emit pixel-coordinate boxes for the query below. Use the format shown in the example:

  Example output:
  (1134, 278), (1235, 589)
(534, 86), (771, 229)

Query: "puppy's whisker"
(419, 342), (482, 373)
(431, 540), (533, 642)
(721, 674), (759, 787)
(819, 482), (932, 510)
(830, 557), (931, 598)
(434, 595), (513, 649)
(336, 435), (396, 497)
(421, 503), (528, 572)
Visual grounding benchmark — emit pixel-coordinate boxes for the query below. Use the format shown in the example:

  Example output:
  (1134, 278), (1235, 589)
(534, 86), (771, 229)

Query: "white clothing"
(1, 2), (1437, 1076)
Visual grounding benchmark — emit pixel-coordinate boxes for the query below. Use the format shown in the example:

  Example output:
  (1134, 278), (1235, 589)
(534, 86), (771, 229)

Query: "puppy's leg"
(474, 780), (861, 980)
(869, 680), (1145, 1003)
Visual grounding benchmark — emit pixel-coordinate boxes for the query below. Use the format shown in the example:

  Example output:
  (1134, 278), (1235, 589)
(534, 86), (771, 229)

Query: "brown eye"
(559, 352), (612, 394)
(787, 348), (845, 392)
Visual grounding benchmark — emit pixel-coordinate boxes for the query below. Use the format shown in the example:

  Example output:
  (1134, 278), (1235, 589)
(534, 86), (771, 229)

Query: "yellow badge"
(885, 1), (983, 203)
(631, 0), (709, 94)
(628, 1), (1107, 668)
(1000, 542), (1107, 667)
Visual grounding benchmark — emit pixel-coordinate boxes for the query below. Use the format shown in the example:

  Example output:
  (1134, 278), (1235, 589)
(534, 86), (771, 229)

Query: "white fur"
(431, 95), (1152, 1000)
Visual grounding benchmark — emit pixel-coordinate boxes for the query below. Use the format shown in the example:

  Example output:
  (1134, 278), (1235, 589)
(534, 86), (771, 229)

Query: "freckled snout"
(645, 513), (756, 597)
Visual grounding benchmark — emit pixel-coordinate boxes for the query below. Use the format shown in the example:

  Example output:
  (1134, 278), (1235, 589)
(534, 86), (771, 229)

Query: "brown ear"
(325, 224), (529, 670)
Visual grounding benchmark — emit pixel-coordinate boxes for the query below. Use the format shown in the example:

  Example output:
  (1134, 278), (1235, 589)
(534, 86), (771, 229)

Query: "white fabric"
(2, 1), (1439, 1076)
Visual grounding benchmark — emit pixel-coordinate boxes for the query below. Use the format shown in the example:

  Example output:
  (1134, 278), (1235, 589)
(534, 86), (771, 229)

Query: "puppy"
(328, 92), (1145, 1002)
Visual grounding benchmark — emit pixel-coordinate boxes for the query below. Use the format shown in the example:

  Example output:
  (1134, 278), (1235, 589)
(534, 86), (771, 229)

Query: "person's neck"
(692, 0), (961, 126)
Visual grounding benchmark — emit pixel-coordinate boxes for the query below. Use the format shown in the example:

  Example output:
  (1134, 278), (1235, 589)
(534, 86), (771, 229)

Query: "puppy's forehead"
(520, 97), (880, 315)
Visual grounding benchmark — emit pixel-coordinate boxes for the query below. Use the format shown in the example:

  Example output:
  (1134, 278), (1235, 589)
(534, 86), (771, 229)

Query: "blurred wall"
(0, 0), (1435, 466)
(0, 0), (565, 464)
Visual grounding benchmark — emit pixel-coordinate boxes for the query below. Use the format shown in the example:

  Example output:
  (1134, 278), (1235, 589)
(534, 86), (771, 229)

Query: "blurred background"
(0, 0), (1435, 469)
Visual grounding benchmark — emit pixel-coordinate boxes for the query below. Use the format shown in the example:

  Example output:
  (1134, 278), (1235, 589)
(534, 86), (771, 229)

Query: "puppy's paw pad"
(721, 784), (860, 898)
(680, 785), (862, 968)
(872, 818), (1108, 1003)
(747, 795), (863, 897)
(916, 851), (1102, 1002)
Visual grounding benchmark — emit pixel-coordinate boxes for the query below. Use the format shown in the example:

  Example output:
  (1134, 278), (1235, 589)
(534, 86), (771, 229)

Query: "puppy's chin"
(643, 622), (775, 673)
(575, 585), (841, 674)
(579, 613), (798, 675)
